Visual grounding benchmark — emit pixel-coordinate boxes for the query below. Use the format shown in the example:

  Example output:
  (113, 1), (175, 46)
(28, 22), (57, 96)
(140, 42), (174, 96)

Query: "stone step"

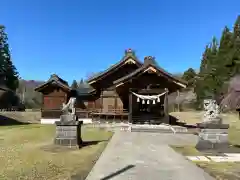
(131, 127), (173, 133)
(171, 126), (188, 133)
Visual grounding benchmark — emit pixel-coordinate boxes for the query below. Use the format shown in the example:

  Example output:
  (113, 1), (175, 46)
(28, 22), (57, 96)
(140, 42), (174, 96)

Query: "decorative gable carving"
(124, 58), (136, 64)
(143, 66), (157, 73)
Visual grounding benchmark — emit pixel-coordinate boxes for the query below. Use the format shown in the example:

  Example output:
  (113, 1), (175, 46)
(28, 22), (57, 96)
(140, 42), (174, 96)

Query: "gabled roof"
(87, 49), (142, 84)
(35, 74), (71, 92)
(75, 88), (96, 96)
(113, 56), (187, 88)
(76, 79), (96, 95)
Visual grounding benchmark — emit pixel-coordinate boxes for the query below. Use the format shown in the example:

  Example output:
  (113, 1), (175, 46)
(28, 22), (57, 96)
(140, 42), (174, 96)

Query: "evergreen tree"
(230, 15), (240, 76)
(195, 45), (212, 105)
(199, 45), (211, 75)
(217, 26), (234, 80)
(0, 25), (19, 90)
(182, 68), (196, 87)
(78, 78), (85, 88)
(213, 26), (234, 100)
(195, 38), (219, 105)
(71, 80), (78, 89)
(206, 37), (220, 96)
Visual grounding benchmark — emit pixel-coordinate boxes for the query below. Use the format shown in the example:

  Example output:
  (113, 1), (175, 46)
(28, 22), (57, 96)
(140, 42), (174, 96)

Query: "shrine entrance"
(129, 88), (169, 124)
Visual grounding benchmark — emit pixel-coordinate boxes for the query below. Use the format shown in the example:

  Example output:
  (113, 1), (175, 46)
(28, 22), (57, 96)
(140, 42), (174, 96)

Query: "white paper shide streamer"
(132, 91), (167, 104)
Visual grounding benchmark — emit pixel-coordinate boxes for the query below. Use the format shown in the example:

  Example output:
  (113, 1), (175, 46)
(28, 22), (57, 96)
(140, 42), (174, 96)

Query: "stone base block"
(54, 121), (83, 148)
(60, 114), (78, 123)
(197, 122), (229, 129)
(54, 138), (81, 147)
(196, 128), (229, 150)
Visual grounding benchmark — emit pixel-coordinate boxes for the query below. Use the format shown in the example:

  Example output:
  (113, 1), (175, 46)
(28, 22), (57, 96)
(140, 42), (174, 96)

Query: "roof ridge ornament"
(51, 74), (59, 79)
(125, 48), (135, 56)
(144, 56), (156, 65)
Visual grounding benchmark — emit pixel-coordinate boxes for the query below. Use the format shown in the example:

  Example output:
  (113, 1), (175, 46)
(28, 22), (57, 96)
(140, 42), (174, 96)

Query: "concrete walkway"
(86, 132), (215, 180)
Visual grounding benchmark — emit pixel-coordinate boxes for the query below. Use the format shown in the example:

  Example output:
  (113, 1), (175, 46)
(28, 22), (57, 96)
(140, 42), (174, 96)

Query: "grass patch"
(0, 124), (113, 180)
(197, 162), (240, 180)
(171, 146), (202, 156)
(172, 146), (240, 179)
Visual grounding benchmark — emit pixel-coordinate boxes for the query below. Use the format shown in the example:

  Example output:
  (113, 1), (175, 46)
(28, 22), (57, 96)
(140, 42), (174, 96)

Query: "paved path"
(86, 132), (215, 180)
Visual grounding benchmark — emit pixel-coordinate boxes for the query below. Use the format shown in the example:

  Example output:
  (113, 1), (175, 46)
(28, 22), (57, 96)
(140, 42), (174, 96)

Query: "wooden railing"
(41, 108), (128, 119)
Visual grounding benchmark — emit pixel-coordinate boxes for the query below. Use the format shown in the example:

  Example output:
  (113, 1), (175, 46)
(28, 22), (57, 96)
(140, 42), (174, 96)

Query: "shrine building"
(35, 49), (187, 124)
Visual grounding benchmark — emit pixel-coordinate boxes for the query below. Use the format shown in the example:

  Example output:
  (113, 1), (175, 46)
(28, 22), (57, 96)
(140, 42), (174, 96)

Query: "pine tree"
(212, 26), (234, 100)
(195, 45), (212, 106)
(0, 25), (19, 90)
(78, 78), (85, 88)
(206, 37), (220, 96)
(71, 80), (78, 89)
(199, 45), (211, 75)
(230, 15), (240, 76)
(217, 26), (234, 80)
(182, 68), (196, 87)
(195, 38), (219, 105)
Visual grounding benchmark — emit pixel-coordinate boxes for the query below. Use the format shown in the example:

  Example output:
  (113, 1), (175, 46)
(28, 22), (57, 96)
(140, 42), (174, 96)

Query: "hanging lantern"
(137, 97), (140, 102)
(142, 100), (145, 104)
(153, 100), (155, 104)
(147, 100), (150, 104)
(157, 97), (160, 102)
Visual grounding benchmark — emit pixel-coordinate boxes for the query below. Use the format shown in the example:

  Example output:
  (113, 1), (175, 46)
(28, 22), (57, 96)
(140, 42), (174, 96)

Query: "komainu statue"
(202, 99), (222, 124)
(62, 97), (76, 116)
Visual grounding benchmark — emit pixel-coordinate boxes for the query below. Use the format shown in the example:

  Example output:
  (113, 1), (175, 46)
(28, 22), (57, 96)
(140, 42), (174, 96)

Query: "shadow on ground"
(41, 140), (108, 153)
(71, 164), (135, 180)
(169, 115), (197, 128)
(100, 165), (135, 180)
(0, 114), (30, 126)
(82, 140), (108, 147)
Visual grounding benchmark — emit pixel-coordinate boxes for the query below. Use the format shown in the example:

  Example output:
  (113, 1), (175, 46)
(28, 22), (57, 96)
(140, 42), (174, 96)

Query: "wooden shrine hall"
(35, 49), (187, 124)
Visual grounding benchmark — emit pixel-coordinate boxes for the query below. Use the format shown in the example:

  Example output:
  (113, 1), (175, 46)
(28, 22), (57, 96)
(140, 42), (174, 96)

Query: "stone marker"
(54, 97), (83, 148)
(196, 99), (229, 150)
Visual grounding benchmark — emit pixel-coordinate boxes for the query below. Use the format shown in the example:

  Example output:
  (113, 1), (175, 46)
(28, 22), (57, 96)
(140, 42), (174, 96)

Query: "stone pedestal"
(196, 123), (229, 150)
(54, 115), (83, 148)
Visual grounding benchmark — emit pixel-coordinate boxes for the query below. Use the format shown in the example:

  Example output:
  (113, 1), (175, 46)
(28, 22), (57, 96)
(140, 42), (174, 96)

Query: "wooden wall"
(42, 87), (68, 109)
(100, 90), (124, 112)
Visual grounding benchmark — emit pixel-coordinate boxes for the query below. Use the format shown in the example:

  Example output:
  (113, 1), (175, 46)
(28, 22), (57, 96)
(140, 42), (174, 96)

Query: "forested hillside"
(16, 80), (44, 108)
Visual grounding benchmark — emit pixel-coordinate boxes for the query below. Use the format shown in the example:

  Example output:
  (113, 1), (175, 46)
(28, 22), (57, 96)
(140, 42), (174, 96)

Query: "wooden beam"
(173, 80), (186, 88)
(88, 80), (96, 85)
(116, 82), (124, 87)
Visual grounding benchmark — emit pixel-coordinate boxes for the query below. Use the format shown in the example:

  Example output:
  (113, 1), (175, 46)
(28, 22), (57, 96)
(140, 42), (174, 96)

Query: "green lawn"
(0, 124), (113, 180)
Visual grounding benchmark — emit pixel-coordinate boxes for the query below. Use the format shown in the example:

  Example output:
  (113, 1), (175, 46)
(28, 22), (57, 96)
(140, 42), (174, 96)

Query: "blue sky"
(2, 0), (240, 83)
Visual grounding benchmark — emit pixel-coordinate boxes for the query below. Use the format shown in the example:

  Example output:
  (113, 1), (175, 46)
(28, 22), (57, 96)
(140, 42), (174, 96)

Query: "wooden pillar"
(164, 88), (169, 124)
(114, 90), (117, 110)
(94, 96), (96, 109)
(128, 89), (133, 123)
(177, 90), (180, 112)
(100, 89), (103, 112)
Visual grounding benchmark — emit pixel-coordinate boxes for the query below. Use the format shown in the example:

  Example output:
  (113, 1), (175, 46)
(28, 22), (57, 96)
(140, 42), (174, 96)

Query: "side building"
(35, 49), (187, 124)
